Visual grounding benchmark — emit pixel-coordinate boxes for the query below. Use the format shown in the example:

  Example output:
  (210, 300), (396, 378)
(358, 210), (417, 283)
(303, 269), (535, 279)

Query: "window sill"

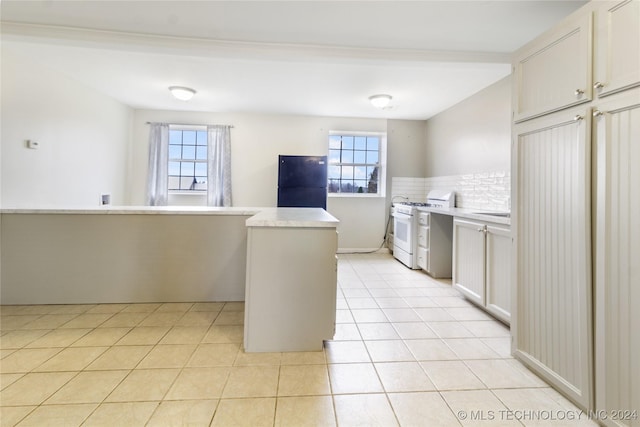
(168, 191), (206, 196)
(328, 193), (385, 198)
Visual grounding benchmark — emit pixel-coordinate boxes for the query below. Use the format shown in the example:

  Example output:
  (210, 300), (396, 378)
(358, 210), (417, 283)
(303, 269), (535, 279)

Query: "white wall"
(0, 49), (429, 250)
(1, 50), (132, 208)
(130, 109), (391, 249)
(423, 76), (511, 177)
(388, 119), (427, 181)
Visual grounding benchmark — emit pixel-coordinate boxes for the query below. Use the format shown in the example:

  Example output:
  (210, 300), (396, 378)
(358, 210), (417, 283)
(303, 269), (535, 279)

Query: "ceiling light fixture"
(369, 94), (392, 109)
(169, 86), (196, 101)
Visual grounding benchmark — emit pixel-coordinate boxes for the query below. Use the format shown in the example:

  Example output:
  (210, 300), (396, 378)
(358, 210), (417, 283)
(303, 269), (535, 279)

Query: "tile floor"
(0, 253), (598, 426)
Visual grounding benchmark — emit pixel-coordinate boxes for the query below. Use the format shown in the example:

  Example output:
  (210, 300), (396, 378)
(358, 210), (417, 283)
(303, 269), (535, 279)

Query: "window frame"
(167, 124), (208, 194)
(327, 130), (387, 198)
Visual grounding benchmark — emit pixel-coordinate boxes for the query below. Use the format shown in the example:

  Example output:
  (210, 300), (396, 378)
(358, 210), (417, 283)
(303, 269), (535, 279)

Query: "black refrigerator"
(277, 155), (328, 209)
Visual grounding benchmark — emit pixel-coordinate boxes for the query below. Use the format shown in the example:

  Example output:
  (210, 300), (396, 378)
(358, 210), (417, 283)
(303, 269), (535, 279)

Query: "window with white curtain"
(168, 125), (208, 192)
(147, 122), (232, 207)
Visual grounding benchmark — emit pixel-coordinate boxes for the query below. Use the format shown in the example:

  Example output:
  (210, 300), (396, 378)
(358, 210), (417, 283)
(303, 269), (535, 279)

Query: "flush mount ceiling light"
(369, 94), (392, 109)
(169, 86), (196, 101)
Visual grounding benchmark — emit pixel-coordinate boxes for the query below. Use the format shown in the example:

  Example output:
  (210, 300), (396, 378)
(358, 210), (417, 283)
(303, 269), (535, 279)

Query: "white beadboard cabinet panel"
(513, 13), (593, 122)
(512, 106), (593, 410)
(453, 218), (486, 306)
(593, 89), (640, 427)
(594, 0), (640, 98)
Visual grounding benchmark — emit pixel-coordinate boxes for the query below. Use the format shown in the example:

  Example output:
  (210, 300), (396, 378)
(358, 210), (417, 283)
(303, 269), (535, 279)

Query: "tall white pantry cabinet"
(512, 0), (640, 424)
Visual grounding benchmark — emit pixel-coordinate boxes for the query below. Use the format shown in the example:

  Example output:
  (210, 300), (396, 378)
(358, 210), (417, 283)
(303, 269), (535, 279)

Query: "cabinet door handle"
(593, 110), (604, 118)
(574, 115), (584, 122)
(574, 88), (584, 96)
(593, 82), (605, 90)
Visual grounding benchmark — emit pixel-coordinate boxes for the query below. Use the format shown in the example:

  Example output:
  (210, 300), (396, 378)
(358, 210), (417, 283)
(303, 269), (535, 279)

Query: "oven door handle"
(393, 212), (413, 219)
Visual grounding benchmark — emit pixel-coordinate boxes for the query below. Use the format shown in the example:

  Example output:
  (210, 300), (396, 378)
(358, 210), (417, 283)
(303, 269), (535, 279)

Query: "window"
(168, 126), (207, 192)
(328, 132), (385, 195)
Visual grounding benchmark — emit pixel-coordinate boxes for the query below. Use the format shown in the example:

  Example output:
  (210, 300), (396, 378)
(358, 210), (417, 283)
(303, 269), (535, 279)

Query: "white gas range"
(392, 190), (454, 269)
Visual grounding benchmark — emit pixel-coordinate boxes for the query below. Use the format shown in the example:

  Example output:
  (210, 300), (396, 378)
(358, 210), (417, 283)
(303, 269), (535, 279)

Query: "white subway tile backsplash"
(391, 170), (511, 211)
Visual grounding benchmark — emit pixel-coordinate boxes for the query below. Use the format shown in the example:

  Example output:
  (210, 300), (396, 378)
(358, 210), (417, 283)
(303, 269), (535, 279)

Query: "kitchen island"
(0, 207), (338, 307)
(244, 208), (339, 352)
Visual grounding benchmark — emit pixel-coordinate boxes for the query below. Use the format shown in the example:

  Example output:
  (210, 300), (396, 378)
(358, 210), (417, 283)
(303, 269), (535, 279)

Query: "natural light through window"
(168, 126), (208, 192)
(328, 132), (385, 195)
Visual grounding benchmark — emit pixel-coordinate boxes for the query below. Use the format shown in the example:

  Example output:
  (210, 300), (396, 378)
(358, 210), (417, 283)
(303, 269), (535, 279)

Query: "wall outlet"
(100, 194), (111, 205)
(26, 140), (39, 149)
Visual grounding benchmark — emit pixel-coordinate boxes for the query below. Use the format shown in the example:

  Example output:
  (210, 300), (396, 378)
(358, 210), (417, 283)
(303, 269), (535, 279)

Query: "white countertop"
(0, 206), (262, 216)
(246, 207), (339, 228)
(1, 206), (340, 228)
(415, 206), (511, 226)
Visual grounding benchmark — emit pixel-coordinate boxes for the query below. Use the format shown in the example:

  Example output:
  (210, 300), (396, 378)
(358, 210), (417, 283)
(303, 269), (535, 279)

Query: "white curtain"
(146, 123), (170, 206)
(207, 125), (232, 206)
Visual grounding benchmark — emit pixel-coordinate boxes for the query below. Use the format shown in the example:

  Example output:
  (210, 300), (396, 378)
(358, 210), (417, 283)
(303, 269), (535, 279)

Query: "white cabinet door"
(453, 218), (486, 306)
(417, 224), (428, 270)
(513, 13), (592, 122)
(417, 247), (428, 271)
(485, 225), (512, 324)
(512, 106), (592, 410)
(593, 89), (640, 427)
(594, 0), (640, 98)
(244, 227), (338, 352)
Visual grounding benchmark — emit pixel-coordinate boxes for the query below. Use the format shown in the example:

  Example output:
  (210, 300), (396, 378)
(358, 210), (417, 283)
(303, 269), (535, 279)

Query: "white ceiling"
(0, 0), (587, 120)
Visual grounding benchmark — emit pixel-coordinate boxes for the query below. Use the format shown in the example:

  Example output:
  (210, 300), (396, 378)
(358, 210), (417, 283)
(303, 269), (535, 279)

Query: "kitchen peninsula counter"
(0, 206), (336, 305)
(1, 206), (262, 215)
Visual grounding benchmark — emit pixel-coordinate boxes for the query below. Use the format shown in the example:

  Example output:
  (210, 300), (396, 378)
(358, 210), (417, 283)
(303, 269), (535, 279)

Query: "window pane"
(341, 166), (354, 179)
(168, 161), (181, 175)
(182, 145), (196, 160)
(183, 131), (196, 145)
(181, 176), (195, 190)
(328, 179), (340, 193)
(193, 177), (207, 191)
(367, 137), (379, 151)
(367, 166), (379, 180)
(342, 136), (354, 149)
(354, 180), (367, 192)
(181, 162), (195, 176)
(168, 176), (180, 190)
(354, 166), (367, 179)
(341, 150), (354, 163)
(329, 135), (341, 149)
(329, 149), (341, 164)
(196, 131), (207, 145)
(194, 162), (207, 176)
(328, 165), (341, 179)
(367, 150), (379, 164)
(196, 146), (207, 160)
(169, 130), (182, 145)
(169, 145), (181, 159)
(354, 136), (366, 150)
(340, 181), (353, 193)
(353, 151), (366, 163)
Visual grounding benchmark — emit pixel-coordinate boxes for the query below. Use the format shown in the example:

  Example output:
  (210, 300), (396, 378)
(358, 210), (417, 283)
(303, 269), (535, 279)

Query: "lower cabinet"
(593, 89), (640, 426)
(244, 226), (338, 352)
(485, 224), (512, 323)
(417, 212), (453, 278)
(453, 218), (511, 324)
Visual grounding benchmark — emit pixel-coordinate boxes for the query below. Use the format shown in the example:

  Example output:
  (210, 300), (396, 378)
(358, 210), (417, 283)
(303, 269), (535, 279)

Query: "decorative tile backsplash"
(391, 171), (511, 212)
